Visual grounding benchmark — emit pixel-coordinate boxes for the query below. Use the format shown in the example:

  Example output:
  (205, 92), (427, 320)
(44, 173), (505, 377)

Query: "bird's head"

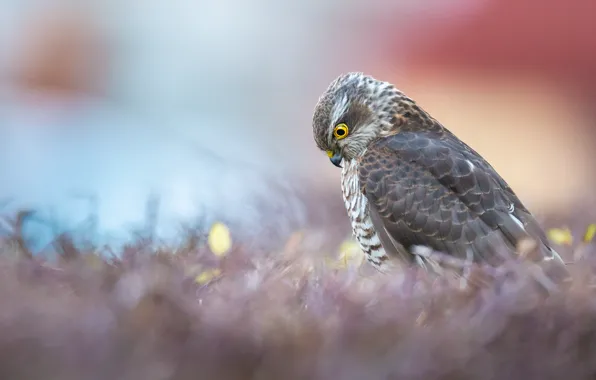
(312, 72), (407, 168)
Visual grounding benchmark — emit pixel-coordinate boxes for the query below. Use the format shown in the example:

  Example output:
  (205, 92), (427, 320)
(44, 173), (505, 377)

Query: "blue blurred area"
(0, 0), (407, 252)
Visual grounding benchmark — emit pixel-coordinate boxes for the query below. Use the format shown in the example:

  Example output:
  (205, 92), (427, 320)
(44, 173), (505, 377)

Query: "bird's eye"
(333, 123), (349, 140)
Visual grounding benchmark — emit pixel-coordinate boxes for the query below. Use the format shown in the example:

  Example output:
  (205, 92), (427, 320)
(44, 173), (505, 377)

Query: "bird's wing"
(358, 129), (560, 264)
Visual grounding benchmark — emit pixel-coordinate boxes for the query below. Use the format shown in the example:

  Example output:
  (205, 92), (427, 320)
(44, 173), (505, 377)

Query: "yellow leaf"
(338, 239), (359, 254)
(84, 254), (103, 270)
(195, 268), (221, 285)
(208, 222), (232, 256)
(584, 224), (596, 243)
(547, 228), (573, 246)
(337, 239), (364, 267)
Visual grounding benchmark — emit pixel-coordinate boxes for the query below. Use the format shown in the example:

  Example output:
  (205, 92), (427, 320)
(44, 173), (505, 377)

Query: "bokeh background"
(1, 0), (595, 253)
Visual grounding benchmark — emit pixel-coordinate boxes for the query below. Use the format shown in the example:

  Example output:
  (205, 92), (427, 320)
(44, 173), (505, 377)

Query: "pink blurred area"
(382, 0), (596, 214)
(0, 0), (594, 248)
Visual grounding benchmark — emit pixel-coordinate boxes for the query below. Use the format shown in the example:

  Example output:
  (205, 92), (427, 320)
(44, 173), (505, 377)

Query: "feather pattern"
(357, 125), (562, 265)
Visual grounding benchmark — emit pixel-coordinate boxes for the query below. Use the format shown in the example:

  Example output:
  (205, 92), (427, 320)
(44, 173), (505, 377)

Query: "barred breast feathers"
(341, 158), (389, 269)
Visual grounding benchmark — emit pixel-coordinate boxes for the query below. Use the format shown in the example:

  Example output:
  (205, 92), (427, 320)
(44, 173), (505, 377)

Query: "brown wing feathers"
(359, 129), (556, 264)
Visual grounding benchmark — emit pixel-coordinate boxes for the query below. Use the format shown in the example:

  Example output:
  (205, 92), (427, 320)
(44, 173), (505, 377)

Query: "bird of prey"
(312, 72), (565, 276)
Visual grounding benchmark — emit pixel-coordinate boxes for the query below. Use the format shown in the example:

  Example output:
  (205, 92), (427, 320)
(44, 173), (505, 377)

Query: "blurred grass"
(1, 210), (596, 379)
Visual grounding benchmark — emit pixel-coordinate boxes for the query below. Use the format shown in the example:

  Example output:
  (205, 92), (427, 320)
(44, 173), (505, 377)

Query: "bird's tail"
(539, 242), (570, 280)
(508, 208), (571, 288)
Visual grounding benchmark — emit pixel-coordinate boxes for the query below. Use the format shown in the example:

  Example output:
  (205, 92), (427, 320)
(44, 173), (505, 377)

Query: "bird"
(311, 72), (566, 279)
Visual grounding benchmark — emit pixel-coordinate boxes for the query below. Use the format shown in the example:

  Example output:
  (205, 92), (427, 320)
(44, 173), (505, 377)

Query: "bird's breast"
(341, 159), (388, 269)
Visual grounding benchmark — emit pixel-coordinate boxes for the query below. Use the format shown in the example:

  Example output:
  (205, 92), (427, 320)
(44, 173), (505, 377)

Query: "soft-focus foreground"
(1, 216), (596, 380)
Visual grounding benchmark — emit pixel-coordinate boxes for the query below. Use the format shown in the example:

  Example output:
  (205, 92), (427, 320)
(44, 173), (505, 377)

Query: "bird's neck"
(394, 99), (442, 132)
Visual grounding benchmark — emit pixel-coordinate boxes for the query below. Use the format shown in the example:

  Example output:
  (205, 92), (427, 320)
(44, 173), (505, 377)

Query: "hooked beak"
(326, 150), (343, 168)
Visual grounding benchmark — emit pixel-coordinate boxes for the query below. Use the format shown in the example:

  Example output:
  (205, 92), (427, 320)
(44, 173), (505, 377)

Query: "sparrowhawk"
(312, 72), (565, 275)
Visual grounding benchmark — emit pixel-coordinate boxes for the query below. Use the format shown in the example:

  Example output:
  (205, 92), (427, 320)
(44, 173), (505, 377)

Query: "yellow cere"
(547, 227), (573, 246)
(207, 222), (232, 256)
(326, 150), (334, 158)
(583, 223), (596, 243)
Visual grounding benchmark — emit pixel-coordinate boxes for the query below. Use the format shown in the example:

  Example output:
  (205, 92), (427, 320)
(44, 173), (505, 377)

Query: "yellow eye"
(333, 123), (349, 140)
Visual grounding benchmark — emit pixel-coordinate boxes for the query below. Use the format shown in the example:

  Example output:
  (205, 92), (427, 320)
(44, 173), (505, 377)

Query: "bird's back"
(357, 125), (563, 268)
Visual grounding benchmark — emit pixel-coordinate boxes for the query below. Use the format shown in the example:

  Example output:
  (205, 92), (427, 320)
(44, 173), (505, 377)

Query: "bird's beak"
(327, 150), (343, 168)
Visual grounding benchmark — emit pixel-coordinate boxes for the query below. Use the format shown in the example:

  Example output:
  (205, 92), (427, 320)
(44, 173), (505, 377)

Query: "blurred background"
(0, 0), (595, 253)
